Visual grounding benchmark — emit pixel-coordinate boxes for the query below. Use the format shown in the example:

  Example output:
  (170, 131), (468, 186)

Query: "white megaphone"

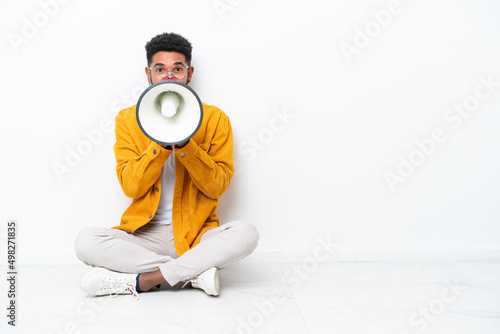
(136, 77), (203, 146)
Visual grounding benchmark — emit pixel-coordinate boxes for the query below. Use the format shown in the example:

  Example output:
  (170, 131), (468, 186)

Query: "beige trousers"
(74, 220), (259, 286)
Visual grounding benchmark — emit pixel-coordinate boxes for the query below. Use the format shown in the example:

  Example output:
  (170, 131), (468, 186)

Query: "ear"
(145, 67), (152, 85)
(186, 66), (194, 84)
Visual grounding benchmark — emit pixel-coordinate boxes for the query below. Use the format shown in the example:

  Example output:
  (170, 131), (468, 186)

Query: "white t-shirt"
(150, 152), (176, 225)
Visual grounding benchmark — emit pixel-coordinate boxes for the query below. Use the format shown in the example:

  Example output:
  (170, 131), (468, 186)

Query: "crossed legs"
(74, 220), (259, 294)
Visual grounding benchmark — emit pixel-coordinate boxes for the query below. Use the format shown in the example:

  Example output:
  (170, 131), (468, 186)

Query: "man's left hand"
(175, 140), (189, 148)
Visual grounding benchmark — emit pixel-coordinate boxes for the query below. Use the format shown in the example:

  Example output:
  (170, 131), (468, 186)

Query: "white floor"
(1, 261), (500, 334)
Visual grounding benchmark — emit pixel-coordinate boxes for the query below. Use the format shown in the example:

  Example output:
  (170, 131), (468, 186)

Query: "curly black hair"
(145, 32), (193, 66)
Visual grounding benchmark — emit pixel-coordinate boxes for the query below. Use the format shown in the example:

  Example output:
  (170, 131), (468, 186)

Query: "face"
(145, 51), (194, 85)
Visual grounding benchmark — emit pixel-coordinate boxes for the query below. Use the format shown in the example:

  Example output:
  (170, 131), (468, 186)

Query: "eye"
(174, 66), (184, 73)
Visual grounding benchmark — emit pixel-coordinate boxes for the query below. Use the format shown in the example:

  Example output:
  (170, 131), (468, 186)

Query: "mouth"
(160, 75), (181, 82)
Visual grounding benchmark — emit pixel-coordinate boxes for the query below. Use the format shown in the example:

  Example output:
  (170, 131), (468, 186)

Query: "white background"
(1, 0), (500, 265)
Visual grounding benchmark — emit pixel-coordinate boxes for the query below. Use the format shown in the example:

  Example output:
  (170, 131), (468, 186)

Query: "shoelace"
(102, 279), (140, 300)
(181, 280), (194, 289)
(182, 272), (208, 290)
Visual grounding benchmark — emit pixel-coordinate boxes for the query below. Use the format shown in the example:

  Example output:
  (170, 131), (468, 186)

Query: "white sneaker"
(80, 267), (139, 300)
(186, 267), (220, 296)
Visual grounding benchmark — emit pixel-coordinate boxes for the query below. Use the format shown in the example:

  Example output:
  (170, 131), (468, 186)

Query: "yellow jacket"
(111, 102), (234, 256)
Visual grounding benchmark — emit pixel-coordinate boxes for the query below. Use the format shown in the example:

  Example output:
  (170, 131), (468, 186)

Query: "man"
(74, 32), (259, 299)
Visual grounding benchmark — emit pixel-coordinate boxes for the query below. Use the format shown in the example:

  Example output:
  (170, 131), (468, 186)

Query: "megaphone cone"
(136, 80), (203, 146)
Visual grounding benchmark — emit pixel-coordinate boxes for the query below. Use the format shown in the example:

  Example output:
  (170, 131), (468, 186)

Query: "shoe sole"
(203, 267), (220, 296)
(213, 268), (220, 296)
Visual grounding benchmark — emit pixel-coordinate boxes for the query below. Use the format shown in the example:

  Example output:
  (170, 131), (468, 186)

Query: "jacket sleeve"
(175, 114), (234, 199)
(113, 110), (171, 199)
